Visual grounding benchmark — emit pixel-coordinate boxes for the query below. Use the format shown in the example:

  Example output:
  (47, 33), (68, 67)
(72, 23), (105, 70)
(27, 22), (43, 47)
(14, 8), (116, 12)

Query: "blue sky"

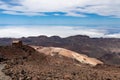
(0, 0), (120, 38)
(0, 14), (120, 25)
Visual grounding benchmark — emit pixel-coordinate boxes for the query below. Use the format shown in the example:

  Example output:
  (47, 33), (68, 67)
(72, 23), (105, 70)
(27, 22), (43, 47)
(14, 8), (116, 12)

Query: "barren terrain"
(0, 35), (120, 65)
(0, 45), (120, 80)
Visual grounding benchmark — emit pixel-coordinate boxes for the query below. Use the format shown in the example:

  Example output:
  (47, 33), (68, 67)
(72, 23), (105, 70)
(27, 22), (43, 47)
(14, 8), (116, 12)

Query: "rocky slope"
(0, 35), (120, 65)
(0, 45), (120, 80)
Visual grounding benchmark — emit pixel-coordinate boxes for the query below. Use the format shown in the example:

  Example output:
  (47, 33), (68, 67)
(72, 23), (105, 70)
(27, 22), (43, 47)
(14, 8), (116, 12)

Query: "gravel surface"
(0, 64), (11, 80)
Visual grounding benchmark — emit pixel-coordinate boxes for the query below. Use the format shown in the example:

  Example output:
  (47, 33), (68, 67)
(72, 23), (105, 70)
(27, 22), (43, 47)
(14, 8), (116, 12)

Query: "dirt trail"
(0, 64), (11, 80)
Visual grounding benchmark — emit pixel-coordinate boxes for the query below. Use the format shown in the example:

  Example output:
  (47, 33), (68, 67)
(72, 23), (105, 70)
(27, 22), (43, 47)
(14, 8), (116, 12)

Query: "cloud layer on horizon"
(0, 0), (120, 17)
(0, 26), (120, 38)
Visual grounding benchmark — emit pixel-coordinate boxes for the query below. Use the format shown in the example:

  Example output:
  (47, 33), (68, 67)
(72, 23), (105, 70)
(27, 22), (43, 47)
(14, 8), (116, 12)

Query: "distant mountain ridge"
(0, 35), (120, 65)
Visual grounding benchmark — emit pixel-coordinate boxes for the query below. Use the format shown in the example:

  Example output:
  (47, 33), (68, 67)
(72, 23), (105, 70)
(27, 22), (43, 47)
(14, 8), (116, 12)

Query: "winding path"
(0, 64), (11, 80)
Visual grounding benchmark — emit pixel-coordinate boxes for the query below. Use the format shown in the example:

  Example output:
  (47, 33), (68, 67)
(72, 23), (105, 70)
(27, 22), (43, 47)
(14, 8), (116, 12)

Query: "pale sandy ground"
(31, 46), (103, 66)
(0, 64), (11, 80)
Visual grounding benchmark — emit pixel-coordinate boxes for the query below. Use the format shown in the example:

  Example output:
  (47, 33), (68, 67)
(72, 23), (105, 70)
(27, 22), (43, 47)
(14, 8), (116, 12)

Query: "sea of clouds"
(0, 25), (119, 38)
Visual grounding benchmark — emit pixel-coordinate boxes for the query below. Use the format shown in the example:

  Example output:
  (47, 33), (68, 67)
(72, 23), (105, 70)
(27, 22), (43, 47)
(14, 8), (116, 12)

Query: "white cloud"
(65, 12), (86, 17)
(0, 26), (119, 38)
(2, 11), (45, 16)
(105, 33), (120, 38)
(0, 0), (120, 17)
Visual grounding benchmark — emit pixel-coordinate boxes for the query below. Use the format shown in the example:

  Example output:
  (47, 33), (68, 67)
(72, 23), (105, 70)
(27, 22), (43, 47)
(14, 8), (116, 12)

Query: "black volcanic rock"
(100, 53), (120, 65)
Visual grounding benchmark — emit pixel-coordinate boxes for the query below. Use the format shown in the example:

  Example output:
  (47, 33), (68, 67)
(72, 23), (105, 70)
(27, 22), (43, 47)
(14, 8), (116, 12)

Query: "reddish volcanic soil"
(0, 45), (120, 80)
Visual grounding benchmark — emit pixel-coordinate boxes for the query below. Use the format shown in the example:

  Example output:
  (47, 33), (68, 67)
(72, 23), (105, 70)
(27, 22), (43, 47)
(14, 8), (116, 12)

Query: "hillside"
(31, 46), (103, 66)
(0, 35), (120, 65)
(0, 45), (120, 80)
